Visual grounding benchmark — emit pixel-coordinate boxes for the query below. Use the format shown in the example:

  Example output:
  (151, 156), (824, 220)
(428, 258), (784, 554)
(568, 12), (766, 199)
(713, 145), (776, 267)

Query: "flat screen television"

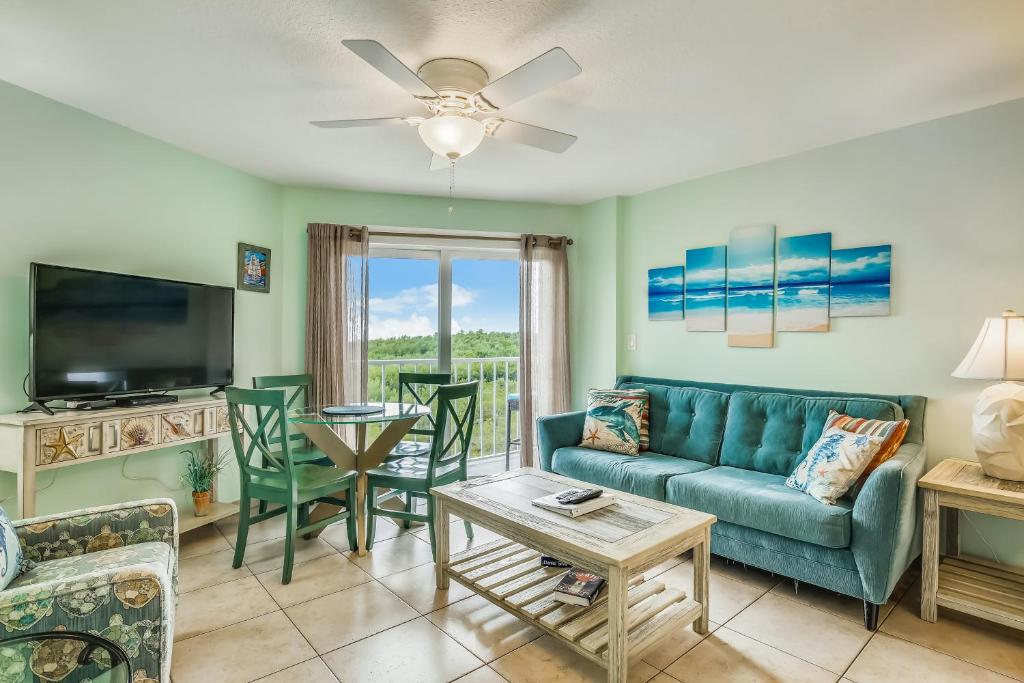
(30, 263), (235, 402)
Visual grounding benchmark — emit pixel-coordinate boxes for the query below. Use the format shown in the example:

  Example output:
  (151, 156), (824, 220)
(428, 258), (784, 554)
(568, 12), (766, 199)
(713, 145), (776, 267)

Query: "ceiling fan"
(312, 40), (582, 169)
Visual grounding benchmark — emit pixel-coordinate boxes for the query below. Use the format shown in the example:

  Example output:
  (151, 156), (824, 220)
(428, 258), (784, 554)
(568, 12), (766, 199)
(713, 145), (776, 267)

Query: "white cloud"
(370, 283), (477, 315)
(778, 256), (830, 275)
(686, 267), (726, 288)
(831, 252), (890, 277)
(649, 274), (683, 288)
(727, 262), (775, 284)
(369, 313), (435, 340)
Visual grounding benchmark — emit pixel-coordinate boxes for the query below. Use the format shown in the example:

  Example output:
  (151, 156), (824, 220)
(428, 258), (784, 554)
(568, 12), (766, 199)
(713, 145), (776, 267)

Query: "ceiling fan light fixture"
(418, 114), (485, 160)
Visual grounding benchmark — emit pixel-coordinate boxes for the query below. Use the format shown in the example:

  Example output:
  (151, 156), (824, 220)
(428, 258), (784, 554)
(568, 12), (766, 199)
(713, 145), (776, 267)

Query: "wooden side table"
(918, 458), (1024, 631)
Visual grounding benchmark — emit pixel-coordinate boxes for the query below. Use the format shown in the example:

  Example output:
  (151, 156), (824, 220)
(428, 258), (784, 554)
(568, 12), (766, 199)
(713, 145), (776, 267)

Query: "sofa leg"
(863, 601), (880, 631)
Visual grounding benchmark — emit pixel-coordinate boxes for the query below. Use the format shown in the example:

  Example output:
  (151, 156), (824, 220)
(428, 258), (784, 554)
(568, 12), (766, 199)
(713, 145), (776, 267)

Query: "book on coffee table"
(531, 490), (615, 518)
(552, 567), (607, 606)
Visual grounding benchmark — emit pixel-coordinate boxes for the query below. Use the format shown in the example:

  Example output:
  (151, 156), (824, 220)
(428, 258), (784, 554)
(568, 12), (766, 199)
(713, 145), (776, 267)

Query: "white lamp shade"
(952, 310), (1024, 380)
(417, 114), (485, 160)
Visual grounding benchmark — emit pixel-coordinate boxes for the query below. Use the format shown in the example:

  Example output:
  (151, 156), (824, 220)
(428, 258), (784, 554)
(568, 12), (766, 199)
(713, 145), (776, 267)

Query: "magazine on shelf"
(552, 568), (607, 606)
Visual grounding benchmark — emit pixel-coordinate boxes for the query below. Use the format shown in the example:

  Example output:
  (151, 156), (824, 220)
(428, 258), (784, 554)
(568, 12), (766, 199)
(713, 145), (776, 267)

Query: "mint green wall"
(278, 186), (582, 375)
(608, 98), (1024, 564)
(571, 197), (621, 408)
(5, 76), (1023, 563)
(0, 81), (284, 515)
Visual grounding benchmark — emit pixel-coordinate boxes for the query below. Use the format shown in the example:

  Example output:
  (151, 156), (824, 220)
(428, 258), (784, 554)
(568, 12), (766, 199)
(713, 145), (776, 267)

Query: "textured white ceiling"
(3, 0), (1024, 204)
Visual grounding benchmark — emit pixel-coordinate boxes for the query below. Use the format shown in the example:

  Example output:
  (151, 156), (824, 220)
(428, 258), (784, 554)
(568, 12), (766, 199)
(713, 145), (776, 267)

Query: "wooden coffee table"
(431, 467), (716, 683)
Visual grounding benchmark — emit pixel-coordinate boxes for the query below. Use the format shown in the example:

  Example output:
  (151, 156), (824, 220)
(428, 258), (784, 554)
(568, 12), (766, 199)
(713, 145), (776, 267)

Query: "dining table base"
(293, 416), (420, 555)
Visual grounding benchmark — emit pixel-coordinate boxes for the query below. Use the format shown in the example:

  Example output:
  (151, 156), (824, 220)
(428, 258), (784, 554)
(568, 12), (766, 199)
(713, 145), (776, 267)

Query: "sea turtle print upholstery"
(1, 499), (178, 683)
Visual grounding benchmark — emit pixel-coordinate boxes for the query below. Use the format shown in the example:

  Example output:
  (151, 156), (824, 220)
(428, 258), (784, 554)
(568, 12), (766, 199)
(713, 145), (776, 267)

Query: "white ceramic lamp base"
(972, 382), (1024, 481)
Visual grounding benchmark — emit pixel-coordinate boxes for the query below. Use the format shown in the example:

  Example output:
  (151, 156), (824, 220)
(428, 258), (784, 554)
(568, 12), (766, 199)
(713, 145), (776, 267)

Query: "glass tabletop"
(288, 402), (431, 425)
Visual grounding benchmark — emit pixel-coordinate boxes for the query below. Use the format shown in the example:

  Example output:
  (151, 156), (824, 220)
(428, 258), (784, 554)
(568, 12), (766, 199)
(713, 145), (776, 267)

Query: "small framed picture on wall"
(237, 242), (271, 293)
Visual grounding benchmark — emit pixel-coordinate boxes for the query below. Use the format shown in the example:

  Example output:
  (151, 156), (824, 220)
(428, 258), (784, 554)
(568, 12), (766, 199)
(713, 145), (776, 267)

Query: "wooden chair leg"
(232, 493), (251, 569)
(282, 502), (298, 585)
(403, 491), (413, 529)
(346, 477), (358, 552)
(299, 503), (312, 540)
(258, 499), (268, 515)
(426, 495), (437, 561)
(366, 482), (379, 551)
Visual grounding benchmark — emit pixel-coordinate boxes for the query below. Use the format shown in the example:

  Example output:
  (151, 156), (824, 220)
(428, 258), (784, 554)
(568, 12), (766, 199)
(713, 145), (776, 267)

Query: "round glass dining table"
(288, 402), (431, 555)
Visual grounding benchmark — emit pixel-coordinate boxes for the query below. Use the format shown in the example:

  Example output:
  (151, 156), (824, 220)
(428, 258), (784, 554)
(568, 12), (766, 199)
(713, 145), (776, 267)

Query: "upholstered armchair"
(0, 499), (179, 683)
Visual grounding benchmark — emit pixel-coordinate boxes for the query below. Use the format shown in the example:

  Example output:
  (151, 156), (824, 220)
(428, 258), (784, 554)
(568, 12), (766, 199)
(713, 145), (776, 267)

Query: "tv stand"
(0, 396), (236, 528)
(209, 386), (226, 397)
(17, 401), (55, 416)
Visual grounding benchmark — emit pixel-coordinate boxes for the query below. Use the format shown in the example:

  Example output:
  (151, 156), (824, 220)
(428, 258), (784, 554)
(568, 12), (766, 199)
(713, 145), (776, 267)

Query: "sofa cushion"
(618, 383), (730, 464)
(666, 466), (854, 547)
(551, 447), (712, 501)
(719, 391), (904, 476)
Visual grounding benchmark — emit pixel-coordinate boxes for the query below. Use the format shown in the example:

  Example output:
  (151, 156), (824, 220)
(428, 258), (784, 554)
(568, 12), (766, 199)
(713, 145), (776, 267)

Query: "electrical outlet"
(627, 334), (637, 351)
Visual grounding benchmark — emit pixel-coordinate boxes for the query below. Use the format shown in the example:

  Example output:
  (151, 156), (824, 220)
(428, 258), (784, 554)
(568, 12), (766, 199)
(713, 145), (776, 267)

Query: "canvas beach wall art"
(685, 245), (727, 331)
(727, 224), (776, 347)
(777, 232), (832, 332)
(830, 244), (891, 317)
(647, 265), (685, 320)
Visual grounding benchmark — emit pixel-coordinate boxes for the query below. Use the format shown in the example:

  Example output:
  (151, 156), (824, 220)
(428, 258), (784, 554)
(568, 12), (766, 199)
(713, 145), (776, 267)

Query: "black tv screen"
(30, 263), (235, 401)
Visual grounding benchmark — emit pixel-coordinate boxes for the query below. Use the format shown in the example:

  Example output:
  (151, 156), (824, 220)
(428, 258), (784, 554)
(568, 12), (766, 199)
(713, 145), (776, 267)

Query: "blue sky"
(727, 224), (776, 288)
(830, 245), (892, 284)
(778, 232), (831, 285)
(685, 245), (726, 290)
(368, 257), (519, 339)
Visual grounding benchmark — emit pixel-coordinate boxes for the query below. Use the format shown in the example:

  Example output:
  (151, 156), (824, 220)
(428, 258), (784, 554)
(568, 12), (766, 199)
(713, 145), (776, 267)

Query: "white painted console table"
(0, 396), (237, 530)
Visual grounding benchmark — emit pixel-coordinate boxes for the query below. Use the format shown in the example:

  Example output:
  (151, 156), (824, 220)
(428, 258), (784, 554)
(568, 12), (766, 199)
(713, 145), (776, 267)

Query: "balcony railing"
(367, 357), (520, 460)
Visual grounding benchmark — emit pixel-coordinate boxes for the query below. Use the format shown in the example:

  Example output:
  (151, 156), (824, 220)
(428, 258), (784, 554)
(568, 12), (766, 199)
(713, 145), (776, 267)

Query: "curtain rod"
(367, 229), (573, 246)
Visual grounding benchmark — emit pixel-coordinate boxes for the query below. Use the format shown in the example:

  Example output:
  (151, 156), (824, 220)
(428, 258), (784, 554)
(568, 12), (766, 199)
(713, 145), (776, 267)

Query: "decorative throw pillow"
(614, 388), (650, 451)
(824, 410), (909, 490)
(786, 427), (885, 504)
(580, 389), (649, 455)
(0, 505), (23, 590)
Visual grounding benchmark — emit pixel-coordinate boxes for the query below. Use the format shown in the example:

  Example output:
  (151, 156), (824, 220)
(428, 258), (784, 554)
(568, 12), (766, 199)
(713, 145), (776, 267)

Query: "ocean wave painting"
(778, 232), (831, 332)
(728, 224), (776, 347)
(685, 245), (727, 331)
(830, 245), (891, 317)
(648, 265), (684, 320)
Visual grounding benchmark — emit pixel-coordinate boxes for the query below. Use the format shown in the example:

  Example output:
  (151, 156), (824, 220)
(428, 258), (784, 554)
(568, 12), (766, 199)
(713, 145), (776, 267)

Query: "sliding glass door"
(367, 239), (519, 460)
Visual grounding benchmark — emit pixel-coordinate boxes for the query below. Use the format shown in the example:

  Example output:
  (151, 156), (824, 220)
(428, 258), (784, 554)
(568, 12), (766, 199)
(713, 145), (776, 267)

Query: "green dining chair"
(387, 371), (451, 461)
(252, 373), (335, 515)
(226, 387), (359, 584)
(365, 381), (478, 558)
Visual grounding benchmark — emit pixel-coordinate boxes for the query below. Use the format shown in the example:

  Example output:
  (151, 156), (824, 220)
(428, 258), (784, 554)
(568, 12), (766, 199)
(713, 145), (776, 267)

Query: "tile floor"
(172, 515), (1024, 683)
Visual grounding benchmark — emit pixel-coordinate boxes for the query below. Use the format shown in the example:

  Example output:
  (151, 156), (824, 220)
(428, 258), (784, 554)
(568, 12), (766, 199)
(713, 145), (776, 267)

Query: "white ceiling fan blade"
(484, 118), (577, 153)
(429, 154), (450, 171)
(342, 39), (439, 100)
(310, 117), (413, 128)
(474, 48), (581, 110)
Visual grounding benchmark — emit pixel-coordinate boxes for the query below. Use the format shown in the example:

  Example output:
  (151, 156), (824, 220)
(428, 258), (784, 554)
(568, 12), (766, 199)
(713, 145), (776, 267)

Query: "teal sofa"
(537, 376), (926, 630)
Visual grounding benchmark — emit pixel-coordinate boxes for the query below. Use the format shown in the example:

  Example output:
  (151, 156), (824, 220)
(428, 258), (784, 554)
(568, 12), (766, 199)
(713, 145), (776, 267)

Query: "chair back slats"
(398, 372), (451, 438)
(227, 386), (297, 488)
(427, 381), (479, 484)
(252, 374), (313, 448)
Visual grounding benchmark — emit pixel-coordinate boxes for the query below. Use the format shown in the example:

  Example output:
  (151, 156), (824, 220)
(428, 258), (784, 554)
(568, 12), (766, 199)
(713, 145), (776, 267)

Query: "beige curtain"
(305, 224), (369, 408)
(518, 235), (572, 467)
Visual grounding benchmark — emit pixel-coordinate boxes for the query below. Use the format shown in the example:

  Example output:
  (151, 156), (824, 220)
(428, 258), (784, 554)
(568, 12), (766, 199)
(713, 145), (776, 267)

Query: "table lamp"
(952, 309), (1024, 480)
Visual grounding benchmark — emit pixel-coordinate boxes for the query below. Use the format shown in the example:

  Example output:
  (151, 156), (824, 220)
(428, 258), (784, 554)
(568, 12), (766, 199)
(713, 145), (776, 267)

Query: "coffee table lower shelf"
(446, 538), (702, 666)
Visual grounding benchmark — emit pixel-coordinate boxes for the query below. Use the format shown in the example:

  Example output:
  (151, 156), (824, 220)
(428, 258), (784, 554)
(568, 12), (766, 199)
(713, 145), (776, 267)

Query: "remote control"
(555, 488), (603, 505)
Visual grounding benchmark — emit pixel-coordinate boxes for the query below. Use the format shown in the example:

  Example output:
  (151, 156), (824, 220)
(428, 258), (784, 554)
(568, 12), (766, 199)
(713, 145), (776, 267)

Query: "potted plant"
(181, 449), (230, 516)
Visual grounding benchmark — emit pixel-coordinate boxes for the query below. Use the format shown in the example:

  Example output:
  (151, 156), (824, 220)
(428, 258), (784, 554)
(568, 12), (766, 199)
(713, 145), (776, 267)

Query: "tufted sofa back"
(615, 376), (926, 476)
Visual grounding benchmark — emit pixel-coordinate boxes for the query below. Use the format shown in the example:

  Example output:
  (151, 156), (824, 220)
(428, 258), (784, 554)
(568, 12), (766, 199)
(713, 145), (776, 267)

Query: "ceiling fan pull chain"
(448, 159), (456, 216)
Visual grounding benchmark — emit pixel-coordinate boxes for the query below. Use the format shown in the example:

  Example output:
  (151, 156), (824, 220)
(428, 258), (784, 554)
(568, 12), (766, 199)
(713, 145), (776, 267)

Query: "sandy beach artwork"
(777, 232), (832, 332)
(727, 224), (776, 347)
(685, 245), (727, 331)
(830, 245), (891, 317)
(648, 265), (685, 320)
